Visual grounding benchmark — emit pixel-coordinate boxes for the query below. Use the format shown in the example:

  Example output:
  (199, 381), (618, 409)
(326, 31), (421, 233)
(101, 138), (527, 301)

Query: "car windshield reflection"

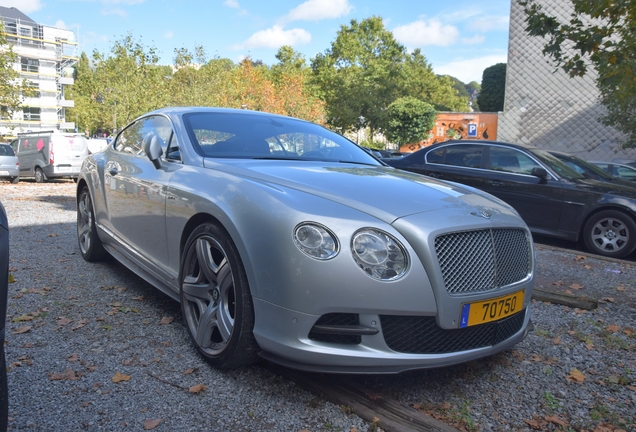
(183, 112), (380, 165)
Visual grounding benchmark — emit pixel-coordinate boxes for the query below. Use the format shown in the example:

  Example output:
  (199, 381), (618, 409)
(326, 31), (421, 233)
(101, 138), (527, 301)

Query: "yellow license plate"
(459, 291), (524, 328)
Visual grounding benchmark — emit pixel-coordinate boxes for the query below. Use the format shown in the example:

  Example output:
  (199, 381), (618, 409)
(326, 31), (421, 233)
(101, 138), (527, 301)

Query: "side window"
(442, 145), (483, 168)
(489, 147), (540, 175)
(426, 148), (444, 164)
(114, 115), (174, 157)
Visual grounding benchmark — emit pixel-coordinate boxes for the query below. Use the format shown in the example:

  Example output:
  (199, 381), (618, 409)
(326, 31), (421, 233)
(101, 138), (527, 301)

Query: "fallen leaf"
(112, 372), (131, 383)
(567, 368), (586, 383)
(552, 281), (565, 286)
(48, 233), (59, 237)
(624, 328), (633, 336)
(8, 274), (14, 283)
(569, 283), (583, 290)
(583, 264), (591, 269)
(143, 419), (163, 430)
(132, 296), (144, 301)
(12, 314), (34, 322)
(553, 336), (562, 345)
(12, 326), (32, 334)
(189, 383), (206, 393)
(49, 369), (80, 381)
(524, 419), (541, 429)
(575, 255), (586, 261)
(159, 316), (174, 325)
(545, 415), (568, 427)
(57, 317), (73, 326)
(440, 402), (451, 410)
(607, 324), (620, 333)
(71, 319), (88, 331)
(67, 353), (79, 362)
(602, 297), (615, 303)
(530, 354), (542, 362)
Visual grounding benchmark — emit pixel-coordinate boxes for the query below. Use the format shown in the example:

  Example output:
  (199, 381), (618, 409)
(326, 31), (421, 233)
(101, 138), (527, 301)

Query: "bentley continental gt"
(76, 108), (535, 373)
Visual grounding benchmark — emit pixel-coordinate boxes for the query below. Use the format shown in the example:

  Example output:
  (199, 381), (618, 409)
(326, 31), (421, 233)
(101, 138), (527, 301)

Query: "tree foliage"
(311, 17), (468, 140)
(476, 63), (506, 112)
(385, 96), (437, 146)
(521, 0), (636, 147)
(68, 37), (324, 135)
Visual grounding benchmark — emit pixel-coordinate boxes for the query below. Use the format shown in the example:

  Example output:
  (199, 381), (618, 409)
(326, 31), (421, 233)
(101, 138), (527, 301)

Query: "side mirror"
(530, 167), (548, 178)
(143, 133), (164, 169)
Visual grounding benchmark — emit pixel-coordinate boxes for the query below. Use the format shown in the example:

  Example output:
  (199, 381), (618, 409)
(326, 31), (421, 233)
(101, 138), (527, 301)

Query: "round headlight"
(351, 229), (408, 281)
(294, 223), (339, 260)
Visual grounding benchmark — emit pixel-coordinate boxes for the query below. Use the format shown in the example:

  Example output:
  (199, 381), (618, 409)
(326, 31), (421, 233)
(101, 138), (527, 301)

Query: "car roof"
(418, 139), (542, 153)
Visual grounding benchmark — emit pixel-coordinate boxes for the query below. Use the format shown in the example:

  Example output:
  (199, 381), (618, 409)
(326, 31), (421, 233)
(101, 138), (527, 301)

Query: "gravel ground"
(2, 181), (636, 432)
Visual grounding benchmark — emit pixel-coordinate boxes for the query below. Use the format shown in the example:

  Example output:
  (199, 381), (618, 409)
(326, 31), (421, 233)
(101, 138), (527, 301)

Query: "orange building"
(399, 112), (498, 153)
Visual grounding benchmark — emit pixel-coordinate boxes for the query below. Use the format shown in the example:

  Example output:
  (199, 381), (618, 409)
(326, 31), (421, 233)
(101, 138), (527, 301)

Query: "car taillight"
(50, 143), (54, 164)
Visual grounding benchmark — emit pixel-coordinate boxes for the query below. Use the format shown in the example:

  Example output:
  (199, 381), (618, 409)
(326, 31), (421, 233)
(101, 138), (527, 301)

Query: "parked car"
(385, 139), (636, 258)
(611, 158), (636, 168)
(590, 161), (636, 182)
(549, 151), (636, 184)
(0, 199), (9, 430)
(0, 143), (19, 183)
(77, 108), (535, 373)
(15, 131), (88, 182)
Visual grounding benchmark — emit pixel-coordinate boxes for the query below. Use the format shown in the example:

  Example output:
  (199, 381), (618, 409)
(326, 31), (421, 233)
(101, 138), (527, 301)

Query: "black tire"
(180, 223), (259, 368)
(0, 347), (7, 432)
(77, 187), (108, 261)
(10, 176), (18, 184)
(34, 167), (46, 183)
(583, 210), (636, 258)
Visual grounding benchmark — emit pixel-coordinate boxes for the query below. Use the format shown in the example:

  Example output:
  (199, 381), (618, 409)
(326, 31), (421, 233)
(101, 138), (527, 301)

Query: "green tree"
(476, 63), (506, 112)
(67, 52), (98, 134)
(91, 34), (170, 133)
(403, 50), (469, 112)
(0, 22), (30, 120)
(311, 16), (406, 139)
(385, 96), (436, 146)
(521, 0), (636, 147)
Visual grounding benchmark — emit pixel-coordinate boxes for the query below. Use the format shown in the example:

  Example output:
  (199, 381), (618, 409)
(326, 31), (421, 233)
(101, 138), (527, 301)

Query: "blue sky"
(2, 0), (511, 83)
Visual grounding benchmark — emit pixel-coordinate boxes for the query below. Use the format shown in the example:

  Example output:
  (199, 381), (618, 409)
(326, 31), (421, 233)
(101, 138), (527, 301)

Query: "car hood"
(205, 159), (519, 223)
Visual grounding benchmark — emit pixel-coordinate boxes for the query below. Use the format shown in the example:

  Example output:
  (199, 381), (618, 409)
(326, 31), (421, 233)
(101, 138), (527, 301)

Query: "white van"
(16, 131), (88, 182)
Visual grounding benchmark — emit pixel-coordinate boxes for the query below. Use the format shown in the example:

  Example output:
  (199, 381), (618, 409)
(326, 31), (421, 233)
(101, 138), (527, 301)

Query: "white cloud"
(54, 20), (68, 30)
(468, 16), (510, 33)
(280, 0), (352, 24)
(164, 31), (174, 39)
(393, 19), (460, 47)
(232, 25), (311, 50)
(434, 54), (508, 84)
(461, 35), (485, 45)
(0, 0), (42, 13)
(100, 7), (128, 18)
(224, 0), (239, 8)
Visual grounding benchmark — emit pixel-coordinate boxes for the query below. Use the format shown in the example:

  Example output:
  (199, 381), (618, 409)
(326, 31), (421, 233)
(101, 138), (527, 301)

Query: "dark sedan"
(386, 140), (636, 258)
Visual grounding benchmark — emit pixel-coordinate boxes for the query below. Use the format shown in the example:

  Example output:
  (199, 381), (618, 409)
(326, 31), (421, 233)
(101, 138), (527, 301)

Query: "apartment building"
(0, 6), (78, 137)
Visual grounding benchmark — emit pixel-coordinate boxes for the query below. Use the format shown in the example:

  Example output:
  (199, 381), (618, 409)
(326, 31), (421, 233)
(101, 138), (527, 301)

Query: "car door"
(418, 143), (487, 189)
(104, 115), (174, 271)
(480, 145), (565, 233)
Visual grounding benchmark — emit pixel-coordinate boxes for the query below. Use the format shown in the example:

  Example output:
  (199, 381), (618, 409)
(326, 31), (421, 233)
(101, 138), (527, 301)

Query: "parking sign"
(468, 123), (478, 137)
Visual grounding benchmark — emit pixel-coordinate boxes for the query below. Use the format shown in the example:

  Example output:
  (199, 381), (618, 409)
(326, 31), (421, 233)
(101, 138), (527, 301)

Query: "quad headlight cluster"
(293, 223), (408, 281)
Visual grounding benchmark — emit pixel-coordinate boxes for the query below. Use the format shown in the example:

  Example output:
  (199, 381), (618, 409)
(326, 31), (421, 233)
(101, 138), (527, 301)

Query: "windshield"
(531, 148), (586, 180)
(550, 153), (615, 180)
(183, 112), (380, 165)
(0, 144), (15, 156)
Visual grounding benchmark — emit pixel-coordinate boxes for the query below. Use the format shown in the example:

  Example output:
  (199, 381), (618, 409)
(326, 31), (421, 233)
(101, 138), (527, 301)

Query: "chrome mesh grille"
(435, 229), (531, 294)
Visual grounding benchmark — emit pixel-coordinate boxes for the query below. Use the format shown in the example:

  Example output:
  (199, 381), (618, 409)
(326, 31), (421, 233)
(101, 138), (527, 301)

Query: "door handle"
(428, 172), (442, 178)
(108, 167), (118, 176)
(487, 180), (503, 186)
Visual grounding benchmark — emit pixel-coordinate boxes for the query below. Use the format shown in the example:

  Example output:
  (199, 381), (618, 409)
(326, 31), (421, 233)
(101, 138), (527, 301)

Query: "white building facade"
(0, 6), (77, 137)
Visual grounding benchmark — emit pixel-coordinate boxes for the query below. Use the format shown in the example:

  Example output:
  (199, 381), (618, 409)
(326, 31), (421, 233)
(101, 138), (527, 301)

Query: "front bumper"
(252, 298), (533, 374)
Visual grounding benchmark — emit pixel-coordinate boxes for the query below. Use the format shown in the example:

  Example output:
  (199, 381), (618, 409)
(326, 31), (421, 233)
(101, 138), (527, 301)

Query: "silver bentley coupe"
(76, 107), (535, 373)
